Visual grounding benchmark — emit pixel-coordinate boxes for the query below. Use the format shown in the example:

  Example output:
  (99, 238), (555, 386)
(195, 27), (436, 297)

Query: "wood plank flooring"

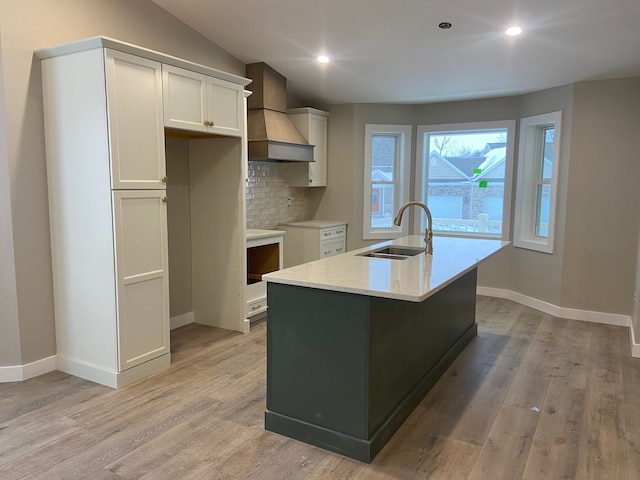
(1, 296), (639, 479)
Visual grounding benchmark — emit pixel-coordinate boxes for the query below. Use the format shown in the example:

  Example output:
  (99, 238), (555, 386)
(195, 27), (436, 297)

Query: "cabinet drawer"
(319, 225), (347, 242)
(319, 238), (346, 259)
(247, 297), (267, 317)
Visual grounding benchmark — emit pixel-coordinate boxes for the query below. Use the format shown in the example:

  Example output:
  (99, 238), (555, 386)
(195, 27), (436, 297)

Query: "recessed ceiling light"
(505, 26), (522, 36)
(316, 55), (330, 64)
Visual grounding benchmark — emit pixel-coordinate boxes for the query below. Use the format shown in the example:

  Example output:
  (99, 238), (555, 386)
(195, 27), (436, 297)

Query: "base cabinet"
(279, 221), (347, 267)
(113, 191), (170, 371)
(246, 230), (285, 320)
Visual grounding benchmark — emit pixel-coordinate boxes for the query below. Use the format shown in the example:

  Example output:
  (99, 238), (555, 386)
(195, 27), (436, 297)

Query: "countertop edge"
(264, 236), (510, 302)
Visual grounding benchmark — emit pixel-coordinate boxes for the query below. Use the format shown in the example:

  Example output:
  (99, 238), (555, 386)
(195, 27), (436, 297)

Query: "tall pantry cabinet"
(37, 37), (251, 388)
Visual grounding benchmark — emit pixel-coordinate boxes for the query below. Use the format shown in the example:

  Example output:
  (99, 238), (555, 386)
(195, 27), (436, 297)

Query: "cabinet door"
(307, 114), (328, 186)
(162, 65), (208, 133)
(288, 110), (329, 187)
(207, 77), (243, 137)
(112, 190), (170, 371)
(105, 50), (166, 189)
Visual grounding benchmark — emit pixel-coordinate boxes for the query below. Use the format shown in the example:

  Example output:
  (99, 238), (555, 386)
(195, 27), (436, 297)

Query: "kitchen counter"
(278, 219), (347, 229)
(264, 235), (509, 302)
(264, 235), (509, 462)
(246, 228), (285, 241)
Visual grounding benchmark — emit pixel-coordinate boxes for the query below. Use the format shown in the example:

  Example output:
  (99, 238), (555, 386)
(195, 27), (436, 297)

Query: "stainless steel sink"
(358, 246), (424, 260)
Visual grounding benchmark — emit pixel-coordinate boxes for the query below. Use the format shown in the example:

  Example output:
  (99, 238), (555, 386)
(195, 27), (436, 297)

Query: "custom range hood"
(246, 62), (314, 162)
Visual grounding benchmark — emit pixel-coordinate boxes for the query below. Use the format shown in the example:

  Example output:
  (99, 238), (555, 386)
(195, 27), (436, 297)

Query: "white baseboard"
(170, 311), (194, 330)
(630, 320), (640, 358)
(4, 293), (637, 385)
(0, 355), (56, 383)
(478, 286), (638, 358)
(57, 353), (171, 389)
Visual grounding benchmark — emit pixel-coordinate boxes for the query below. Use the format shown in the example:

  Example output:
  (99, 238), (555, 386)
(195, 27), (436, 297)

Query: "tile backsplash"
(246, 161), (310, 229)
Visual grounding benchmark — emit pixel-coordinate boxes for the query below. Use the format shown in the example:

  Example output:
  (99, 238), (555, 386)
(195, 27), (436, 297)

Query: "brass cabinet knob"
(161, 176), (168, 183)
(162, 197), (168, 203)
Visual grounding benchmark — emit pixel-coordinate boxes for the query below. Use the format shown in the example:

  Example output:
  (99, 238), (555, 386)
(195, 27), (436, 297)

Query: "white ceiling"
(152, 0), (640, 106)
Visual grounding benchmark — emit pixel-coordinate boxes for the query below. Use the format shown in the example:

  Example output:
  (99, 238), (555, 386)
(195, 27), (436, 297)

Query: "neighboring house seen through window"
(415, 121), (515, 240)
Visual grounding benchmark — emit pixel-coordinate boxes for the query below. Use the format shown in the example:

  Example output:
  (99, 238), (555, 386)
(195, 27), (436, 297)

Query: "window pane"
(422, 129), (508, 236)
(541, 127), (554, 180)
(371, 135), (396, 182)
(535, 184), (551, 237)
(371, 184), (395, 229)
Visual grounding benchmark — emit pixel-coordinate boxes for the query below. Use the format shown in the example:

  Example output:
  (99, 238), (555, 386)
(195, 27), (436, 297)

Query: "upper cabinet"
(162, 64), (243, 137)
(106, 50), (166, 189)
(287, 108), (329, 187)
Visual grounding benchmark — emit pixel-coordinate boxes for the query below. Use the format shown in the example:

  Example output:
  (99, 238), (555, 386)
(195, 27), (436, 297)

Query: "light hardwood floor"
(1, 296), (639, 479)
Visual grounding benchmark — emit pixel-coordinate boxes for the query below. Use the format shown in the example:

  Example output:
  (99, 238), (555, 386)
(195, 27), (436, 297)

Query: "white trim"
(477, 286), (631, 328)
(630, 320), (640, 358)
(0, 355), (57, 383)
(170, 311), (194, 330)
(57, 353), (170, 388)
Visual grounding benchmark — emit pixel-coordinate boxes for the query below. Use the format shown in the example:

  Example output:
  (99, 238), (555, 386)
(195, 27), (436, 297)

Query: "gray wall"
(315, 78), (640, 317)
(165, 137), (192, 319)
(561, 78), (640, 314)
(0, 0), (244, 367)
(0, 31), (22, 366)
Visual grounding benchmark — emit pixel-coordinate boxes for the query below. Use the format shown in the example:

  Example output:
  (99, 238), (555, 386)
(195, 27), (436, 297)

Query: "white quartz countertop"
(246, 228), (286, 240)
(263, 235), (510, 302)
(278, 220), (347, 229)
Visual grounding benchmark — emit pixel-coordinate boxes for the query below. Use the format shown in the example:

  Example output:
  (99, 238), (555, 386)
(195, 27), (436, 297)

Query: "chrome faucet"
(393, 201), (433, 255)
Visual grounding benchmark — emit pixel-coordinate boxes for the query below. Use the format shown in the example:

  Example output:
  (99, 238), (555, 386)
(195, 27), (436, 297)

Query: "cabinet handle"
(161, 176), (168, 183)
(309, 179), (313, 183)
(162, 197), (168, 203)
(336, 248), (343, 252)
(204, 120), (215, 127)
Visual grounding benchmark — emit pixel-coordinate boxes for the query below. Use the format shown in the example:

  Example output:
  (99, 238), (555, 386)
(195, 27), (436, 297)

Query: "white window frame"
(415, 120), (515, 241)
(363, 124), (412, 240)
(514, 111), (562, 253)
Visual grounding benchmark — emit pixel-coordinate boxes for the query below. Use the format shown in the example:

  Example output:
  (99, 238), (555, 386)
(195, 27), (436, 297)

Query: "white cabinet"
(287, 108), (329, 187)
(113, 191), (170, 371)
(246, 229), (285, 320)
(106, 51), (166, 189)
(162, 64), (243, 137)
(279, 221), (347, 268)
(38, 36), (251, 387)
(39, 45), (170, 388)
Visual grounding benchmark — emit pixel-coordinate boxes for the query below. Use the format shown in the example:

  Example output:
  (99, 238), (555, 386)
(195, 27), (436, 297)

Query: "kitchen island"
(263, 235), (509, 462)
